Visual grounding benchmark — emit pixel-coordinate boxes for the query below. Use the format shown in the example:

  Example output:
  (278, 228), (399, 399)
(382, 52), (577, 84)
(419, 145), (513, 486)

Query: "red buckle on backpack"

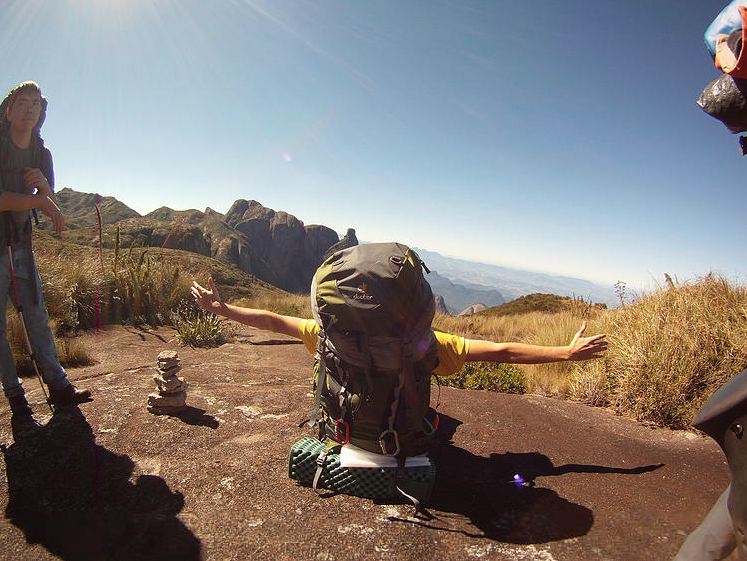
(335, 419), (350, 445)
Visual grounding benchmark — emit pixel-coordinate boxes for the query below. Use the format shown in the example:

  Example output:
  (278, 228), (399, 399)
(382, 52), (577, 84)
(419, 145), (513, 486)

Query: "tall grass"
(235, 292), (311, 318)
(433, 298), (606, 397)
(6, 312), (95, 377)
(437, 279), (747, 430)
(575, 275), (747, 428)
(40, 252), (104, 333)
(37, 230), (194, 330)
(108, 234), (193, 326)
(11, 233), (196, 371)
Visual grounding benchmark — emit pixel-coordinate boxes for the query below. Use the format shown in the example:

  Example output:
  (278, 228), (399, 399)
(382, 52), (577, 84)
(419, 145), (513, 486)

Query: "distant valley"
(424, 270), (505, 315)
(414, 248), (617, 308)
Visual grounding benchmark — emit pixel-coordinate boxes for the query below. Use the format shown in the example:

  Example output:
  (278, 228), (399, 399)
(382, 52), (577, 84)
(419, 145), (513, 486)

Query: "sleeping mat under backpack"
(288, 437), (436, 502)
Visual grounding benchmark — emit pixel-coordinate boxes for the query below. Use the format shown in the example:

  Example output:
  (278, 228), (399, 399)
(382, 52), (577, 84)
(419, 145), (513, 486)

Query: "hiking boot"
(8, 394), (32, 416)
(48, 384), (92, 406)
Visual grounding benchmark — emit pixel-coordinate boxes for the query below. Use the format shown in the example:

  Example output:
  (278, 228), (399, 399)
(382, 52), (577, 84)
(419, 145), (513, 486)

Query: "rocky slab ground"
(0, 324), (732, 561)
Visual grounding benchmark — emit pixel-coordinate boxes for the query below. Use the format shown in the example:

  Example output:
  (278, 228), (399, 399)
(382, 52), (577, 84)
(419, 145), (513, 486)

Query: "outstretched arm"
(191, 277), (303, 338)
(466, 322), (607, 364)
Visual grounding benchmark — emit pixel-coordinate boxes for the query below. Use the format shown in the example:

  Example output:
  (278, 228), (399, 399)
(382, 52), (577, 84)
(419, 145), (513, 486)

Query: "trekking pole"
(94, 194), (103, 334)
(6, 244), (54, 413)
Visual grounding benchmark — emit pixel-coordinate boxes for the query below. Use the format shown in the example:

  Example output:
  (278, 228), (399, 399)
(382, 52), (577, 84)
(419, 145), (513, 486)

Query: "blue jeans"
(0, 247), (67, 398)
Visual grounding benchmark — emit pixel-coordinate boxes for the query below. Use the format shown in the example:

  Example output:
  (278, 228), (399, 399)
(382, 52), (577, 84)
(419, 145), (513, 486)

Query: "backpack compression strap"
(309, 329), (329, 432)
(311, 440), (342, 493)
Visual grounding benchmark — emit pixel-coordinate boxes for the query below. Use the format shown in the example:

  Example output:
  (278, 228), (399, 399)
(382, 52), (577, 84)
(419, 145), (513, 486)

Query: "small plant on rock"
(171, 306), (232, 348)
(439, 362), (526, 394)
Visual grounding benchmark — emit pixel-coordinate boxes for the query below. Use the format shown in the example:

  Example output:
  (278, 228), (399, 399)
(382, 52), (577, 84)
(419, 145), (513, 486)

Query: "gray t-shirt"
(0, 136), (50, 248)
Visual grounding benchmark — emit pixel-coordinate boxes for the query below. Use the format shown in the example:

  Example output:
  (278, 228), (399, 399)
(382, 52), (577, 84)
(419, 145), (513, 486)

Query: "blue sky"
(2, 0), (745, 290)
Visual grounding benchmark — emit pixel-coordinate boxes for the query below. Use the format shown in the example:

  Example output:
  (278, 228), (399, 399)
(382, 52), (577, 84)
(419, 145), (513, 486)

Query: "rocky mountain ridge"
(44, 189), (354, 294)
(41, 189), (609, 311)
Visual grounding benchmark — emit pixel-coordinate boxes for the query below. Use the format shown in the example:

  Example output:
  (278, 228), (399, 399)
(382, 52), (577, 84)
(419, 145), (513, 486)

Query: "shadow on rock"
(246, 339), (302, 346)
(161, 406), (219, 429)
(412, 414), (663, 543)
(2, 407), (202, 561)
(123, 326), (169, 343)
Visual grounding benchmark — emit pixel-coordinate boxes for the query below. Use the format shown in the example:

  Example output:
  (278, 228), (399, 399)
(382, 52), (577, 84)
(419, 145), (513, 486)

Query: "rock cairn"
(148, 350), (188, 415)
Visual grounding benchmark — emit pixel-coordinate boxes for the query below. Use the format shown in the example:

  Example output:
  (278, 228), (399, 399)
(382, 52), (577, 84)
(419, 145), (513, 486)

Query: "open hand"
(191, 276), (222, 312)
(567, 322), (608, 361)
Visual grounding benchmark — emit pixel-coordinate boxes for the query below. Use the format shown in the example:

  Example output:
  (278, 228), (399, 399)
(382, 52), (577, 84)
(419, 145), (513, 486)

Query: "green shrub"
(283, 302), (303, 317)
(108, 232), (193, 327)
(171, 306), (231, 348)
(439, 361), (526, 394)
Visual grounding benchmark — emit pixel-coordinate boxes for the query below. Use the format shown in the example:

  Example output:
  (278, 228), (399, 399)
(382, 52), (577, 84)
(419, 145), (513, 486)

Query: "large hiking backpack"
(308, 242), (439, 462)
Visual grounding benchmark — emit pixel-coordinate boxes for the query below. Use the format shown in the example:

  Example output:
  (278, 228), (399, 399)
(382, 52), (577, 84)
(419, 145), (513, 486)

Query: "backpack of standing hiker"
(288, 242), (440, 506)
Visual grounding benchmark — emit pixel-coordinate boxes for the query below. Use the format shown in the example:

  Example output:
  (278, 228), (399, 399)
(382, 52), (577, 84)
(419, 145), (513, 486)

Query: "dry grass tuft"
(597, 274), (747, 428)
(236, 293), (311, 319)
(434, 305), (608, 398)
(436, 276), (747, 429)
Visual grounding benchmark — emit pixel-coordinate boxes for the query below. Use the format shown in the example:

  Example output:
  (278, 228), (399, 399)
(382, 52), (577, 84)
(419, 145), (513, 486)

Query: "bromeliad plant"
(109, 227), (192, 326)
(170, 304), (232, 347)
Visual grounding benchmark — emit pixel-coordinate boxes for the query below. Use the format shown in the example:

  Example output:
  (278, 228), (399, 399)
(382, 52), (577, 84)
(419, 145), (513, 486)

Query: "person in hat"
(0, 81), (91, 421)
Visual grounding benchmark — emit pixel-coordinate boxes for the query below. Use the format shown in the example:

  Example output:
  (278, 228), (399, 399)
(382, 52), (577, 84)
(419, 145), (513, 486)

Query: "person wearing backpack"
(191, 254), (606, 380)
(192, 243), (606, 505)
(0, 81), (92, 423)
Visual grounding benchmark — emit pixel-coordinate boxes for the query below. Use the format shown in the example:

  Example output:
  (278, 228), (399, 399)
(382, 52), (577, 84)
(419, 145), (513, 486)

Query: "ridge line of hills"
(38, 188), (616, 311)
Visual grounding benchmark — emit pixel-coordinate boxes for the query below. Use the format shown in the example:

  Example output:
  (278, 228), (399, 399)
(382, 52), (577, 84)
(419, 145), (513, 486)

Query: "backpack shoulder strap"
(36, 143), (54, 190)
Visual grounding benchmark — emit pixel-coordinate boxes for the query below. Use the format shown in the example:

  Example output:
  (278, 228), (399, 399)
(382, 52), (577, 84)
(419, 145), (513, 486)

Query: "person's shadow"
(398, 414), (663, 543)
(2, 407), (202, 561)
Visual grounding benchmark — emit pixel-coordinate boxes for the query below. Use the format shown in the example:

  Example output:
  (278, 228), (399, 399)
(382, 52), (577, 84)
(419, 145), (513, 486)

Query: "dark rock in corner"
(304, 224), (340, 273)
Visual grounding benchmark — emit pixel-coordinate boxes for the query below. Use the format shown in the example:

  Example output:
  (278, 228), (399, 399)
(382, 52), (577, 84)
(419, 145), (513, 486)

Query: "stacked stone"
(148, 350), (188, 415)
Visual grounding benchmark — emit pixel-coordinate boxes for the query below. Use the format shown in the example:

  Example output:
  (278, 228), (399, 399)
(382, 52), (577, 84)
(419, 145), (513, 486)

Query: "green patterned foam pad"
(288, 437), (436, 501)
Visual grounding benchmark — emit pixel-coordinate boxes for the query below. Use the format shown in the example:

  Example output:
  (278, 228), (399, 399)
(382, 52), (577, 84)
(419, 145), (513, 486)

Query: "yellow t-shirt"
(297, 319), (469, 376)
